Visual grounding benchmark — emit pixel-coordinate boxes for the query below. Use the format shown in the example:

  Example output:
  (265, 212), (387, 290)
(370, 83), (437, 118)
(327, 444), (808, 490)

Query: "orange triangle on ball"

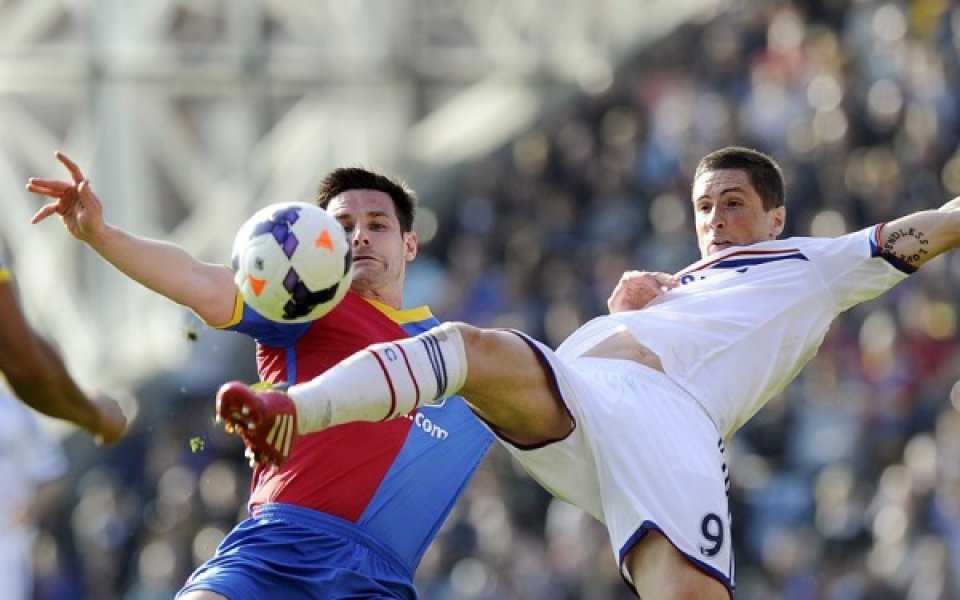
(249, 276), (266, 297)
(316, 229), (334, 251)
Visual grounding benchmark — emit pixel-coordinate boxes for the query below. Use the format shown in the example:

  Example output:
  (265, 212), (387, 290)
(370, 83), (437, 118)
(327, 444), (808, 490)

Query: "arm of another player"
(879, 196), (960, 269)
(0, 280), (127, 444)
(27, 151), (237, 326)
(607, 271), (679, 313)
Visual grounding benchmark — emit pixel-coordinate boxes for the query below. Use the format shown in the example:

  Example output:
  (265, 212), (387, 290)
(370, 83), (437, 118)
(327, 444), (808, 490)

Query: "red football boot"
(216, 381), (299, 468)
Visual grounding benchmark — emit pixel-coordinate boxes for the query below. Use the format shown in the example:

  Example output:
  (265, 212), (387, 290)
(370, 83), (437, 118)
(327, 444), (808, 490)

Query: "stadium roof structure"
(0, 0), (721, 389)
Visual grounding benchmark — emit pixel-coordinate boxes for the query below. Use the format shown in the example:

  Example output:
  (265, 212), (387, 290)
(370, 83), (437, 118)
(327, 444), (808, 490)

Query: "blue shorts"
(177, 503), (417, 600)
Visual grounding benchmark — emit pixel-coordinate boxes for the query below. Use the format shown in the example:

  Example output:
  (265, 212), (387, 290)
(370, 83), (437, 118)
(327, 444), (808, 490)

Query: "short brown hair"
(694, 147), (785, 211)
(315, 167), (418, 232)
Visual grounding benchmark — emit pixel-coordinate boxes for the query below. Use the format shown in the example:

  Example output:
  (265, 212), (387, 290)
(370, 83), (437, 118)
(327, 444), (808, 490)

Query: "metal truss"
(0, 0), (720, 388)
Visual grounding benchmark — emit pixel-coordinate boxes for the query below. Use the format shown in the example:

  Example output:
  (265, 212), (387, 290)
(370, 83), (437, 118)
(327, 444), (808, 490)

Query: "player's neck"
(358, 289), (402, 310)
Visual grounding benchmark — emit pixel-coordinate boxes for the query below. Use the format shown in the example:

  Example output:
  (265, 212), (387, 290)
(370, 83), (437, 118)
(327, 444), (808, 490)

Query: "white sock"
(289, 322), (468, 434)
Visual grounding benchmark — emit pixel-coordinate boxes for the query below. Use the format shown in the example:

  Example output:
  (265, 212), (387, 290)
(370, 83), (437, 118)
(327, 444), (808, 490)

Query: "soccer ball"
(231, 202), (353, 323)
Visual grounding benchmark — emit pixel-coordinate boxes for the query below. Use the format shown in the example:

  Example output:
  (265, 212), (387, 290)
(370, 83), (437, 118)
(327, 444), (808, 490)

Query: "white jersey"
(0, 388), (67, 600)
(0, 388), (68, 525)
(558, 225), (910, 438)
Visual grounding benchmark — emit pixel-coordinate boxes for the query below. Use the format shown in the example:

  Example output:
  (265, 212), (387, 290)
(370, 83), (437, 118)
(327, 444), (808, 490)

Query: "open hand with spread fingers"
(26, 151), (107, 243)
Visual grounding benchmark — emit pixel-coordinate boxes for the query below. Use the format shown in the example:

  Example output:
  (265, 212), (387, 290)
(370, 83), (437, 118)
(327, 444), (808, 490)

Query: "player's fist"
(607, 271), (678, 314)
(90, 391), (129, 446)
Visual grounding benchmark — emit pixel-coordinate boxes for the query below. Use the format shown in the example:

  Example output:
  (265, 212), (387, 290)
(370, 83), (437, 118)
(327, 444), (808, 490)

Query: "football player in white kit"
(216, 147), (960, 599)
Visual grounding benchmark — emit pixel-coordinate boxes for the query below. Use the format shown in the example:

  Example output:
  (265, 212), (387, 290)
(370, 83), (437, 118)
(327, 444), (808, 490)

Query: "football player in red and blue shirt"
(28, 153), (493, 600)
(183, 291), (491, 600)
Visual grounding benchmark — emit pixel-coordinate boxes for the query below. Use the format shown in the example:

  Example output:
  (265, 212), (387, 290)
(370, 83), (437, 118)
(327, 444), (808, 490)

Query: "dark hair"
(694, 147), (785, 211)
(314, 167), (418, 232)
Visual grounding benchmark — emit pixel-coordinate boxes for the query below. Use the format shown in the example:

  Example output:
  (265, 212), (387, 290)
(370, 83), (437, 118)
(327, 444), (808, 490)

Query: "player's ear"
(770, 205), (786, 238)
(404, 230), (418, 261)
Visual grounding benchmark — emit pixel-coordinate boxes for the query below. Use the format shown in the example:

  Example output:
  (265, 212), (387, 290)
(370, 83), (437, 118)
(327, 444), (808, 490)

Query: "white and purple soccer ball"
(231, 202), (353, 323)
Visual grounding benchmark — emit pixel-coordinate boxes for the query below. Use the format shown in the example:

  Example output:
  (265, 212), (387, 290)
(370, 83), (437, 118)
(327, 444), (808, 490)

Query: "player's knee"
(669, 575), (730, 600)
(455, 324), (516, 369)
(634, 567), (729, 600)
(438, 322), (485, 360)
(177, 591), (230, 600)
(452, 322), (483, 349)
(627, 533), (730, 600)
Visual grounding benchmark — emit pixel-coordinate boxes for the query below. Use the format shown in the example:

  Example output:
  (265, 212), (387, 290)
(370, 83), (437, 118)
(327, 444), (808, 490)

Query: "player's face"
(326, 190), (417, 308)
(691, 169), (785, 258)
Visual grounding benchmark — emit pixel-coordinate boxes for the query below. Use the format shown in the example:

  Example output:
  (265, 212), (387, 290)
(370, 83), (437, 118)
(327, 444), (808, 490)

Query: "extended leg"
(290, 322), (571, 444)
(216, 322), (572, 465)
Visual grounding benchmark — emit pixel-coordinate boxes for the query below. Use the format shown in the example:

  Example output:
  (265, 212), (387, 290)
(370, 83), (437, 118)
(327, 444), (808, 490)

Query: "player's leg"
(457, 325), (573, 445)
(548, 358), (735, 599)
(288, 321), (571, 443)
(285, 321), (473, 431)
(177, 591), (229, 599)
(217, 321), (572, 463)
(625, 532), (732, 600)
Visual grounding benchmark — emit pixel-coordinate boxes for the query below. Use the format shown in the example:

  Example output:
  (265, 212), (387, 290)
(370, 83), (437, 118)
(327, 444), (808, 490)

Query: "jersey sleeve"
(804, 225), (912, 312)
(217, 297), (312, 347)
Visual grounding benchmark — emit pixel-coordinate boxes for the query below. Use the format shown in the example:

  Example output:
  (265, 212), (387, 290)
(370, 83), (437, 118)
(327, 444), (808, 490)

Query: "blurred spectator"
(32, 1), (960, 597)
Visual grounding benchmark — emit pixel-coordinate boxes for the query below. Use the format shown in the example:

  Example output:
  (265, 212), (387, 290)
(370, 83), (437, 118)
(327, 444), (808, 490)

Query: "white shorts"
(501, 334), (734, 591)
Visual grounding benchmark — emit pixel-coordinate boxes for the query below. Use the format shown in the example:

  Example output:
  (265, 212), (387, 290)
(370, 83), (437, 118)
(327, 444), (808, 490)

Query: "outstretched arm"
(878, 197), (960, 269)
(0, 279), (126, 444)
(27, 152), (237, 326)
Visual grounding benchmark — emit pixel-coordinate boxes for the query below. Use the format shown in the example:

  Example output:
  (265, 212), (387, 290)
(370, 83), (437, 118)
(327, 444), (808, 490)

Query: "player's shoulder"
(779, 226), (878, 254)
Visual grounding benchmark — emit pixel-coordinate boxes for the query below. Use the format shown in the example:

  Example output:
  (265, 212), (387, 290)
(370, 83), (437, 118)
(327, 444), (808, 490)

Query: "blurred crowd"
(28, 1), (960, 599)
